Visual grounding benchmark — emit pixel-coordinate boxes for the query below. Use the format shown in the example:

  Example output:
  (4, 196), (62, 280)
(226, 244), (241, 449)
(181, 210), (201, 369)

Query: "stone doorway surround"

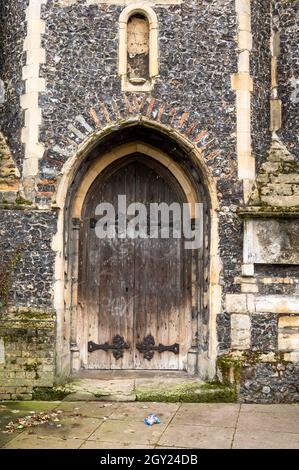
(52, 121), (221, 383)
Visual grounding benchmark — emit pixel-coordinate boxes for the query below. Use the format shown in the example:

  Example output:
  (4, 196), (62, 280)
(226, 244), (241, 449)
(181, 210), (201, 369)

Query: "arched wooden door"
(79, 156), (192, 370)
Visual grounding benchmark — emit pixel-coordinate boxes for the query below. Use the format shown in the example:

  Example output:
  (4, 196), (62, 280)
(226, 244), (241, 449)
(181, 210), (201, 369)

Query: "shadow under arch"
(53, 120), (221, 380)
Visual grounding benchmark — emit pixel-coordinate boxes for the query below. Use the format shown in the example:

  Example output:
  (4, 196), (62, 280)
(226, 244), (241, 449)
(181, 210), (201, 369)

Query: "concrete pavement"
(1, 401), (299, 449)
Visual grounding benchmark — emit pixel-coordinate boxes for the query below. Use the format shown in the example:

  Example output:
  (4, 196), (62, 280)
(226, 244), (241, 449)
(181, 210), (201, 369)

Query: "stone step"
(33, 376), (236, 403)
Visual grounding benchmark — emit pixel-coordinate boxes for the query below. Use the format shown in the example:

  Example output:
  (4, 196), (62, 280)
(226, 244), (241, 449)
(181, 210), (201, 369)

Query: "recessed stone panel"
(244, 219), (299, 264)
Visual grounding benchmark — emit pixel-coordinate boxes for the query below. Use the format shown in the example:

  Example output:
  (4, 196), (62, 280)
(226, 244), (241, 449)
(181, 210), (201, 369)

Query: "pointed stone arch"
(53, 120), (221, 380)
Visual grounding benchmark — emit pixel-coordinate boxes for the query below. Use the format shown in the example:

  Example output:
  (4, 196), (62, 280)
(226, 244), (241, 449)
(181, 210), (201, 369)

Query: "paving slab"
(241, 404), (299, 414)
(233, 429), (299, 449)
(25, 415), (103, 440)
(109, 402), (180, 422)
(1, 402), (60, 413)
(172, 403), (240, 428)
(0, 401), (61, 448)
(80, 441), (153, 449)
(238, 405), (299, 434)
(158, 423), (234, 449)
(54, 401), (119, 418)
(2, 402), (299, 449)
(4, 434), (84, 449)
(156, 446), (188, 449)
(88, 418), (166, 446)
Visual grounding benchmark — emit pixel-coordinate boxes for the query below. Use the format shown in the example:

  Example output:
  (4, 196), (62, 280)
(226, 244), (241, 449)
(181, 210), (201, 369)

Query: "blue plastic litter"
(144, 414), (161, 426)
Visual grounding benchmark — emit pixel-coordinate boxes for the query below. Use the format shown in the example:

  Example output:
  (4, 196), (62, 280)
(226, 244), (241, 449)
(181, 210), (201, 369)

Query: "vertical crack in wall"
(20, 0), (47, 200)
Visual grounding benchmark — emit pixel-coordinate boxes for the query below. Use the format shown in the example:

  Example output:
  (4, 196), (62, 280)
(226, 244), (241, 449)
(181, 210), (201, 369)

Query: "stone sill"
(237, 205), (299, 219)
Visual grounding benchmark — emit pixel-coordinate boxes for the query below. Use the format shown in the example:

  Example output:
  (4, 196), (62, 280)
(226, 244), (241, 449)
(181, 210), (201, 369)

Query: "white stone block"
(242, 263), (254, 277)
(278, 316), (299, 352)
(241, 283), (259, 293)
(22, 156), (40, 177)
(25, 77), (46, 94)
(24, 108), (42, 127)
(238, 50), (250, 73)
(238, 30), (252, 51)
(283, 352), (299, 363)
(226, 294), (247, 313)
(22, 64), (40, 80)
(256, 296), (299, 314)
(231, 314), (251, 350)
(26, 48), (46, 65)
(238, 13), (251, 31)
(20, 92), (39, 110)
(236, 132), (251, 154)
(236, 0), (251, 15)
(236, 89), (251, 111)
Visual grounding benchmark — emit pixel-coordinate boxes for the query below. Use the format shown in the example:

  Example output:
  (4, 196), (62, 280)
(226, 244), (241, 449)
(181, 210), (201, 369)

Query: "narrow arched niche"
(127, 13), (150, 85)
(119, 4), (159, 92)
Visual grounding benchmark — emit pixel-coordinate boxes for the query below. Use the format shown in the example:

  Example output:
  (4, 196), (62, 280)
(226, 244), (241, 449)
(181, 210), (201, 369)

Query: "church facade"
(0, 0), (298, 402)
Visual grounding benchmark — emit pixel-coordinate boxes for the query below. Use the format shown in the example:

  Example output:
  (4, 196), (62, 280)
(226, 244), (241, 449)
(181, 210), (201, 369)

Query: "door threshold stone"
(32, 373), (236, 403)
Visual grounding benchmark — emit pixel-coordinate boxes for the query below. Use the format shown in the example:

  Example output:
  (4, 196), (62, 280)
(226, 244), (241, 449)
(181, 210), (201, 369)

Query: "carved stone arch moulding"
(118, 3), (159, 92)
(47, 95), (220, 200)
(52, 116), (221, 379)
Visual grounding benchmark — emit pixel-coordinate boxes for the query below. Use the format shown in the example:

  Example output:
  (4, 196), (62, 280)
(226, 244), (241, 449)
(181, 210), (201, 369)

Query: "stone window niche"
(119, 4), (159, 92)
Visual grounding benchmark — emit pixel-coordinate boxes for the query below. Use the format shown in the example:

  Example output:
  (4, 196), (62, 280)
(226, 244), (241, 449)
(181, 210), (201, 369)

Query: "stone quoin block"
(226, 294), (248, 314)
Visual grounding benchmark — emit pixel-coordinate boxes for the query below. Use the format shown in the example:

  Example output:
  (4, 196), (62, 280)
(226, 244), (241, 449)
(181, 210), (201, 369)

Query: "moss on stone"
(3, 401), (59, 411)
(135, 380), (236, 403)
(15, 195), (32, 206)
(31, 377), (79, 401)
(217, 351), (284, 386)
(32, 386), (71, 401)
(217, 354), (245, 385)
(14, 310), (51, 320)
